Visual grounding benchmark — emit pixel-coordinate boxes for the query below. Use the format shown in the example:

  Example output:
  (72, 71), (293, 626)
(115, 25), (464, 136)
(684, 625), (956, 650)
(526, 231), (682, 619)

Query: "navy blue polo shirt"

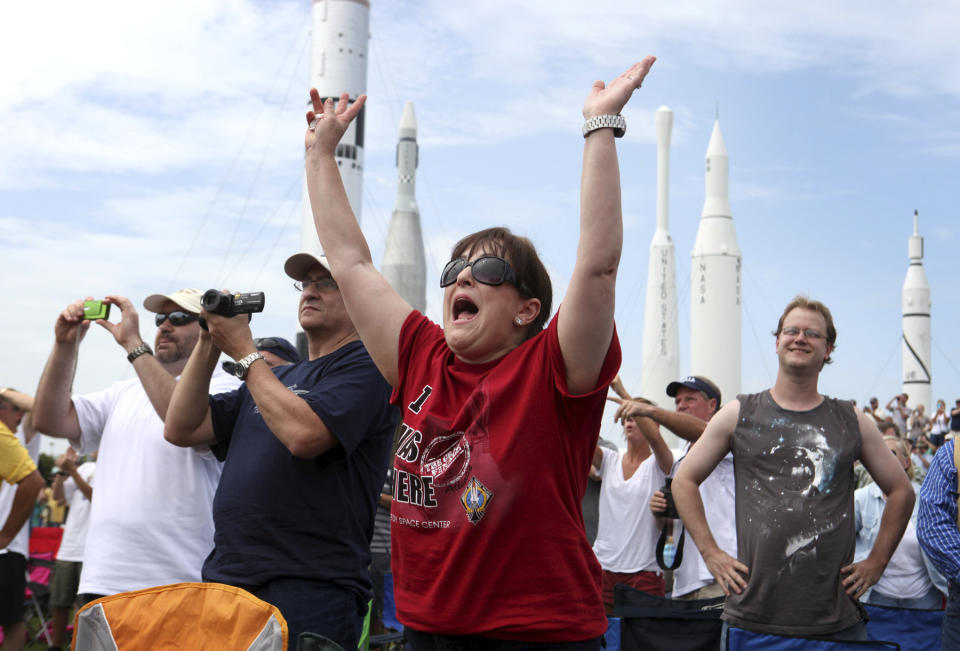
(202, 341), (397, 599)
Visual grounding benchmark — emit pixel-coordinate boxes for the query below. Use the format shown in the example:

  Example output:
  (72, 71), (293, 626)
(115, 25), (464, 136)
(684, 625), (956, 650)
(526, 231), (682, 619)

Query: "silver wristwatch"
(126, 342), (153, 363)
(233, 352), (264, 380)
(582, 114), (627, 138)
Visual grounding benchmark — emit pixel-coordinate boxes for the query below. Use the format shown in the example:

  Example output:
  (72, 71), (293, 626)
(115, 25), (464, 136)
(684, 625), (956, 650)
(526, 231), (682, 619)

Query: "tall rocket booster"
(902, 210), (931, 411)
(297, 0), (369, 355)
(300, 0), (369, 255)
(382, 102), (426, 312)
(641, 106), (679, 441)
(690, 119), (741, 403)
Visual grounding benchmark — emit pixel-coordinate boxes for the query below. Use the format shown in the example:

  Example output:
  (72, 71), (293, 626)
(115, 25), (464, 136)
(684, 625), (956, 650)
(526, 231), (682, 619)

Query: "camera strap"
(655, 523), (685, 571)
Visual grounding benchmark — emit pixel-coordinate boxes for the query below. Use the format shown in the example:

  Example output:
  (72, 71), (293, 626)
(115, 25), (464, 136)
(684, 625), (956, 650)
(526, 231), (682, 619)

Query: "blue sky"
(2, 0), (958, 451)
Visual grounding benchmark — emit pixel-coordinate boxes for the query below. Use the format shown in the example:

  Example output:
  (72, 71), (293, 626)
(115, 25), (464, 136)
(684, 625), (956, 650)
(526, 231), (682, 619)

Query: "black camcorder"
(660, 477), (680, 519)
(202, 290), (265, 316)
(199, 290), (265, 330)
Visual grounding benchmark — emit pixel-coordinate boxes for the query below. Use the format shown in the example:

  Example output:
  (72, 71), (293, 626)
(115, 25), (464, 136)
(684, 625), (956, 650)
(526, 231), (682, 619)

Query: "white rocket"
(902, 210), (931, 411)
(690, 119), (741, 404)
(297, 0), (369, 353)
(641, 106), (679, 444)
(300, 0), (369, 254)
(382, 102), (426, 312)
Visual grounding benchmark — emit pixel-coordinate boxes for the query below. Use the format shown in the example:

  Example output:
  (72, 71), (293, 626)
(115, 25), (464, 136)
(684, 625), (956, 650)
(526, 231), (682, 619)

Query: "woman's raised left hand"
(582, 56), (656, 119)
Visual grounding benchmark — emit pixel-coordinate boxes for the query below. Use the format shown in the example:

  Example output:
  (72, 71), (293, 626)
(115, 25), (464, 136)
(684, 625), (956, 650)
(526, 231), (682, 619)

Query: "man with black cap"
(165, 253), (397, 650)
(33, 291), (240, 606)
(615, 375), (735, 600)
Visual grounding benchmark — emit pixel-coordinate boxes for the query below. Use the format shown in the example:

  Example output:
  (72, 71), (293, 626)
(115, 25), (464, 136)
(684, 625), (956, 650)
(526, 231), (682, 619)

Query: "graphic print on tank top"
(393, 382), (499, 527)
(736, 402), (857, 580)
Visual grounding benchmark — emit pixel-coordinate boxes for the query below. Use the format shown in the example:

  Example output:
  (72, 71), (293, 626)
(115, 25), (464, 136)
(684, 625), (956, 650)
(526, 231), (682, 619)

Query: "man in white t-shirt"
(616, 375), (735, 600)
(48, 448), (95, 651)
(33, 289), (239, 604)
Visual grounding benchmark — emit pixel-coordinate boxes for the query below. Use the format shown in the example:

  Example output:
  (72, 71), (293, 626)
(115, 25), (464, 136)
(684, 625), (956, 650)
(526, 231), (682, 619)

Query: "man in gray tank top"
(673, 296), (914, 643)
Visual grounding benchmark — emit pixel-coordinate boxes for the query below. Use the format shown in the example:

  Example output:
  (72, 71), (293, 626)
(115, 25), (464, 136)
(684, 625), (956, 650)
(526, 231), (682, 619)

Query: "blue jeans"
(944, 580), (960, 650)
(252, 578), (366, 650)
(867, 585), (944, 610)
(404, 628), (603, 651)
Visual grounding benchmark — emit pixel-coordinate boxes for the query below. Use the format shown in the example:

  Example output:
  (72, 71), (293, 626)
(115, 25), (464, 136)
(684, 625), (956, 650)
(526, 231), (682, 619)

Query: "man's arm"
(615, 399), (707, 442)
(164, 338), (221, 448)
(187, 310), (340, 458)
(34, 299), (92, 444)
(918, 441), (960, 582)
(99, 295), (183, 420)
(558, 59), (655, 395)
(0, 470), (44, 549)
(52, 472), (67, 505)
(58, 451), (92, 501)
(840, 410), (915, 599)
(672, 400), (748, 595)
(241, 359), (339, 458)
(0, 388), (33, 412)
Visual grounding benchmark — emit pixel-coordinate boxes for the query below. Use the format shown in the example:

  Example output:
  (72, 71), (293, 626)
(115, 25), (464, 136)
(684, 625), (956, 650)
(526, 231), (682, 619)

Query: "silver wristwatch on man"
(233, 352), (265, 380)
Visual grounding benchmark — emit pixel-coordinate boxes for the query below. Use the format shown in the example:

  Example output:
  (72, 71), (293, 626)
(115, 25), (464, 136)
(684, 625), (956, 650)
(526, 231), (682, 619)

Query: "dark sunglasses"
(440, 256), (530, 295)
(155, 311), (199, 327)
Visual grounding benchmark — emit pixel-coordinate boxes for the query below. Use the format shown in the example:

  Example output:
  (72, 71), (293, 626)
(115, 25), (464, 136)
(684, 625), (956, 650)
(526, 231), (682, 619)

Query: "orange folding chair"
(72, 582), (287, 650)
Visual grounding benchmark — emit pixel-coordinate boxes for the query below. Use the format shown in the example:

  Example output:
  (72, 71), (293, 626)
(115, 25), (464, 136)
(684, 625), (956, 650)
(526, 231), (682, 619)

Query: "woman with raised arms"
(304, 57), (655, 649)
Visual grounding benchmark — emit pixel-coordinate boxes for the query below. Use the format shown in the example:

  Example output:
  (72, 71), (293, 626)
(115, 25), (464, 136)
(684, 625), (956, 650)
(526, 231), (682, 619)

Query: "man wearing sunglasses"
(672, 296), (913, 646)
(33, 289), (240, 606)
(164, 253), (397, 649)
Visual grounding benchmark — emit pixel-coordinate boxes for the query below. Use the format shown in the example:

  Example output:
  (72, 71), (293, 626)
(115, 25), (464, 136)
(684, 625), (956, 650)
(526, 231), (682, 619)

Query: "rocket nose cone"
(656, 106), (673, 144)
(707, 120), (728, 157)
(400, 101), (417, 131)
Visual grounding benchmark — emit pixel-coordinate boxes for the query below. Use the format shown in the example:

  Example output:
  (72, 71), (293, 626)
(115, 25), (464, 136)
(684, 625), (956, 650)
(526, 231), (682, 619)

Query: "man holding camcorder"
(33, 289), (240, 604)
(164, 253), (398, 650)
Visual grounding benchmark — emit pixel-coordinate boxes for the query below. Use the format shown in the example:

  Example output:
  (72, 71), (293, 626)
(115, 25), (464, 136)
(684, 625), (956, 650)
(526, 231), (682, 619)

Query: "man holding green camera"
(33, 289), (239, 604)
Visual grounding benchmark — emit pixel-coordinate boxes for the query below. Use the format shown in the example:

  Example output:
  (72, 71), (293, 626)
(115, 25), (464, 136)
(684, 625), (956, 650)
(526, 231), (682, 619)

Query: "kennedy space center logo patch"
(460, 476), (493, 524)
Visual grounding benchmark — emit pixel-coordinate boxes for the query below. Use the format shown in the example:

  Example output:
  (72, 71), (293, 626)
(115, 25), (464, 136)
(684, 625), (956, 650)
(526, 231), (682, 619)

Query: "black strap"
(655, 523), (685, 571)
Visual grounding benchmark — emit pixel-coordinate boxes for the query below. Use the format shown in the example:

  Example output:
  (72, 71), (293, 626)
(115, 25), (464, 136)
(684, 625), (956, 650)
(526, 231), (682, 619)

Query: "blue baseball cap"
(254, 337), (300, 364)
(666, 376), (721, 405)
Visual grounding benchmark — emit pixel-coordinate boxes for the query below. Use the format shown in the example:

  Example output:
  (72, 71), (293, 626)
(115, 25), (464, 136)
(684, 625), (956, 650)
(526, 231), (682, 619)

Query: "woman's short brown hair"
(449, 227), (553, 340)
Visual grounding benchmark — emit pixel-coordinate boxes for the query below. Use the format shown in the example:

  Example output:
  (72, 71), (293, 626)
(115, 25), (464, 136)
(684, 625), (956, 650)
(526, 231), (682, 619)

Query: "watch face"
(234, 363), (246, 379)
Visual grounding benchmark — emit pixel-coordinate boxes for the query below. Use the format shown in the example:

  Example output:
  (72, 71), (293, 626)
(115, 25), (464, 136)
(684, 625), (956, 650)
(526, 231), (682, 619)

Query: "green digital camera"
(82, 300), (111, 321)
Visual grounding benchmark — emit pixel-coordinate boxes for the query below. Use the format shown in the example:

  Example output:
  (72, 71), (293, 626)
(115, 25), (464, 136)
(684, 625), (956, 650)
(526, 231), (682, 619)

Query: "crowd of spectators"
(5, 55), (960, 651)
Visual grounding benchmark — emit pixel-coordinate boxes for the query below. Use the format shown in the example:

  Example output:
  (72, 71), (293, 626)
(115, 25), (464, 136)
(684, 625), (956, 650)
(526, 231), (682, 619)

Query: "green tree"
(37, 452), (55, 481)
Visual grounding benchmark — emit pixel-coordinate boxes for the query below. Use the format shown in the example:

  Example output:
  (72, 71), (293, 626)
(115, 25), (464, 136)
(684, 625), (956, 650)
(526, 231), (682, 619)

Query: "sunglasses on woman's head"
(440, 256), (530, 295)
(155, 311), (200, 327)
